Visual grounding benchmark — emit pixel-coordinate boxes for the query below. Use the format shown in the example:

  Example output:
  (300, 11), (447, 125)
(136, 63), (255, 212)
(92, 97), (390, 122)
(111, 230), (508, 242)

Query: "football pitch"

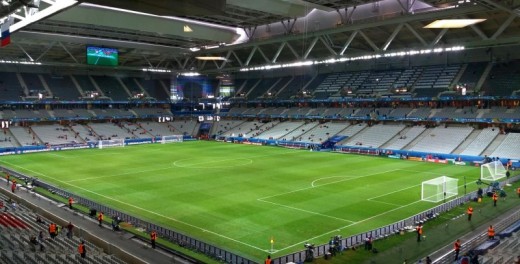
(0, 141), (481, 260)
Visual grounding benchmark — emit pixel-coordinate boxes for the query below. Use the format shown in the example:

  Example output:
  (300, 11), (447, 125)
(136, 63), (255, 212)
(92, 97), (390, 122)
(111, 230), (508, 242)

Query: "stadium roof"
(0, 0), (519, 73)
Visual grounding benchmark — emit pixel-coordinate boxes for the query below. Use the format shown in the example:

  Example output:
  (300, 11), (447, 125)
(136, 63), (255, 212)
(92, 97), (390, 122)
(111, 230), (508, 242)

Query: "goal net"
(421, 176), (458, 203)
(161, 135), (183, 144)
(98, 139), (125, 149)
(481, 161), (506, 181)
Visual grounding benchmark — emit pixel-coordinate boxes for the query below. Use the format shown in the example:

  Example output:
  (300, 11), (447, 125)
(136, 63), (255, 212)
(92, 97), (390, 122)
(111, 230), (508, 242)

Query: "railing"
(2, 166), (518, 264)
(271, 174), (520, 264)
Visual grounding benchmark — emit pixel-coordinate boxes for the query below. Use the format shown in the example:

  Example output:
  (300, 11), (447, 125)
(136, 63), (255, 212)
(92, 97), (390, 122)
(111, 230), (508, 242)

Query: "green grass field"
(0, 141), (482, 261)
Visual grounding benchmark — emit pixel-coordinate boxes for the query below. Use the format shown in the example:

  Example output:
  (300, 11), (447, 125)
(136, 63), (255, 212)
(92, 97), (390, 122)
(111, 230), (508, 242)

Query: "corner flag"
(270, 236), (274, 244)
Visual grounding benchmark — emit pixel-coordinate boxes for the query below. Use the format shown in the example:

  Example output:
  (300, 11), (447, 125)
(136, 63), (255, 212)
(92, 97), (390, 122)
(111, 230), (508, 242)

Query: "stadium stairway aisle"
(0, 183), (193, 264)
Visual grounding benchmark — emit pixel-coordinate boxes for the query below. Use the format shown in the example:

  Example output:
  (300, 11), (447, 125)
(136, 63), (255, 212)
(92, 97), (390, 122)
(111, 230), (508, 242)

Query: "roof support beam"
(358, 30), (380, 51)
(16, 44), (35, 62)
(339, 30), (358, 55)
(286, 42), (300, 60)
(218, 50), (233, 69)
(245, 46), (258, 66)
(231, 51), (243, 67)
(382, 23), (404, 51)
(58, 41), (79, 63)
(271, 42), (286, 63)
(430, 28), (448, 47)
(281, 19), (297, 34)
(303, 37), (319, 59)
(319, 36), (337, 56)
(404, 23), (428, 46)
(491, 14), (516, 40)
(256, 47), (271, 64)
(36, 41), (56, 62)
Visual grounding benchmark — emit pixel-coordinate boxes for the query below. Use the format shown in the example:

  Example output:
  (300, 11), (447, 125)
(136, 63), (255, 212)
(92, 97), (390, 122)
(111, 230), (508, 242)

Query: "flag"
(270, 236), (274, 244)
(1, 23), (10, 47)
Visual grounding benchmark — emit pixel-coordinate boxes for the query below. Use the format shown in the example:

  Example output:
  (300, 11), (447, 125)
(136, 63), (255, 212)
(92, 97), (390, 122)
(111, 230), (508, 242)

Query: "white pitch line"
(367, 199), (402, 207)
(257, 199), (356, 223)
(173, 150), (299, 168)
(367, 183), (420, 201)
(258, 169), (400, 201)
(274, 198), (425, 252)
(47, 153), (69, 158)
(0, 160), (267, 252)
(65, 166), (174, 183)
(399, 169), (450, 176)
(311, 176), (358, 187)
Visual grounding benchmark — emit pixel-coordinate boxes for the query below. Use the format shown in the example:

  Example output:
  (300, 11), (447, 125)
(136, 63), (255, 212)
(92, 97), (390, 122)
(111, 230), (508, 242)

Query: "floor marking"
(0, 160), (268, 252)
(399, 169), (451, 176)
(367, 199), (402, 207)
(311, 176), (358, 187)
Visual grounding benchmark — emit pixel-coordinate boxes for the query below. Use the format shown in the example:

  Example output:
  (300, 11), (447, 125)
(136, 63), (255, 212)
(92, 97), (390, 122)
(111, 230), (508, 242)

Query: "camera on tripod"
(304, 243), (315, 249)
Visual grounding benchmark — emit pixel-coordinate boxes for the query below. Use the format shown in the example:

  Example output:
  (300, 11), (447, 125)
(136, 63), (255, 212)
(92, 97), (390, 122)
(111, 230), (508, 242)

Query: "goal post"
(481, 161), (506, 181)
(421, 176), (459, 203)
(98, 138), (125, 149)
(161, 135), (183, 144)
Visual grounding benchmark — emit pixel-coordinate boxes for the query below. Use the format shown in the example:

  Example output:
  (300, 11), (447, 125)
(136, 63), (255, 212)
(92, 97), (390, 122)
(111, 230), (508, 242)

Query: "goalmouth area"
(0, 141), (482, 261)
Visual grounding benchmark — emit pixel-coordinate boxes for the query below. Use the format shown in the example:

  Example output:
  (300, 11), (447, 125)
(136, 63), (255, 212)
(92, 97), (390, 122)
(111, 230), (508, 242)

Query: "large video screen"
(86, 46), (118, 66)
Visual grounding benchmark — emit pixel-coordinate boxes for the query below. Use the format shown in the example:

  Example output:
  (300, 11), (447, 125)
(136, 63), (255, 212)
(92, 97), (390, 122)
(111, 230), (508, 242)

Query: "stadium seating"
(31, 125), (82, 145)
(343, 124), (405, 148)
(214, 120), (246, 136)
(10, 126), (40, 146)
(256, 121), (305, 140)
(291, 122), (348, 143)
(459, 127), (499, 156)
(336, 123), (367, 144)
(131, 108), (172, 118)
(382, 125), (426, 150)
(483, 61), (520, 96)
(490, 132), (520, 159)
(87, 123), (136, 140)
(278, 121), (318, 141)
(0, 72), (24, 100)
(0, 191), (125, 264)
(91, 76), (130, 100)
(167, 120), (200, 136)
(409, 126), (474, 154)
(136, 78), (169, 100)
(43, 74), (81, 100)
(136, 122), (174, 137)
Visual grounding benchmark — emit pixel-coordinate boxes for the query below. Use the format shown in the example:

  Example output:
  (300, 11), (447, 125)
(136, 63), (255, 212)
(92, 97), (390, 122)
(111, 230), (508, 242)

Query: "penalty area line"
(0, 160), (266, 253)
(257, 198), (356, 223)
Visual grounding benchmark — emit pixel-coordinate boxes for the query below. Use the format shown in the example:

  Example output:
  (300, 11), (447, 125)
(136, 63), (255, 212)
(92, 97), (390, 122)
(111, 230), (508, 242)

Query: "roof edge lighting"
(240, 46), (465, 72)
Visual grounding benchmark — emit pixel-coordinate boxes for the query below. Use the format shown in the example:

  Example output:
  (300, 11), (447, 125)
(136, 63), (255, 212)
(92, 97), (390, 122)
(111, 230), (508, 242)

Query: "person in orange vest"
(5, 172), (9, 186)
(265, 255), (272, 264)
(517, 187), (520, 198)
(49, 223), (57, 239)
(68, 197), (73, 209)
(467, 206), (473, 221)
(78, 241), (86, 258)
(10, 180), (16, 193)
(416, 223), (423, 242)
(487, 225), (495, 240)
(492, 191), (498, 207)
(150, 230), (157, 249)
(98, 211), (103, 227)
(454, 239), (461, 261)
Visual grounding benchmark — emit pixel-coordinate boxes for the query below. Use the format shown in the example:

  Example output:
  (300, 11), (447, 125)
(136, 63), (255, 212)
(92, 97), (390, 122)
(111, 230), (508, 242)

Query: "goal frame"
(421, 176), (459, 203)
(161, 135), (184, 144)
(481, 161), (506, 181)
(98, 138), (125, 149)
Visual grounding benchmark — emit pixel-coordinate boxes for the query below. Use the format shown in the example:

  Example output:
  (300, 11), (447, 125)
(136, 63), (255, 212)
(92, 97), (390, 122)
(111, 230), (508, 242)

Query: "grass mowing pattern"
(0, 141), (482, 261)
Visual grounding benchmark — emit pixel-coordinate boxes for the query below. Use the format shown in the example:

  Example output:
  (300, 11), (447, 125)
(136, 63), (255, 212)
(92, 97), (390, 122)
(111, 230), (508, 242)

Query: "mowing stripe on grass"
(0, 160), (270, 253)
(65, 166), (174, 183)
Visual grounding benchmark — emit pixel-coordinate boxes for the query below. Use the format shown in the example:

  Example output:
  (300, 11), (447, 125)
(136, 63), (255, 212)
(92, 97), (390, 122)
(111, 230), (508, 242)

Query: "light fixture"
(195, 56), (227, 61)
(424, 19), (486, 28)
(1, 0), (9, 6)
(180, 72), (200, 76)
(142, 68), (171, 73)
(183, 25), (193, 32)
